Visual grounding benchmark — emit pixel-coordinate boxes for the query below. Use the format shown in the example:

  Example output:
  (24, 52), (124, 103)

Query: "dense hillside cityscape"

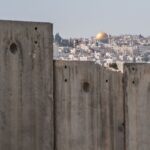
(54, 32), (150, 68)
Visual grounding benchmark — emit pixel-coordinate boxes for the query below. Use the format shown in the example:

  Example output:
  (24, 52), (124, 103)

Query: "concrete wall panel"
(0, 21), (53, 150)
(124, 64), (150, 150)
(54, 61), (124, 150)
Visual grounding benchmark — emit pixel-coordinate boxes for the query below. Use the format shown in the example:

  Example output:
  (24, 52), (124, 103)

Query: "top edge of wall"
(0, 19), (53, 25)
(54, 60), (150, 73)
(54, 60), (123, 73)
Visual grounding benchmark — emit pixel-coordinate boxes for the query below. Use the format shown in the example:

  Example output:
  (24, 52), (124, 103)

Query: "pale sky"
(0, 0), (149, 38)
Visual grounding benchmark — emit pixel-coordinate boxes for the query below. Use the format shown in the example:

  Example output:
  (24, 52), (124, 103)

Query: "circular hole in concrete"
(132, 81), (135, 84)
(10, 43), (17, 54)
(106, 80), (108, 83)
(132, 67), (135, 71)
(34, 41), (38, 44)
(83, 82), (90, 92)
(35, 27), (38, 30)
(118, 123), (124, 132)
(64, 65), (67, 69)
(64, 79), (67, 82)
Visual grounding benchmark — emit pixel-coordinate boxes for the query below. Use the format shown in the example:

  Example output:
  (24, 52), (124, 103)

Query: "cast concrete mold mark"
(83, 81), (90, 92)
(64, 65), (67, 69)
(34, 41), (38, 45)
(118, 122), (125, 132)
(9, 42), (18, 54)
(34, 27), (38, 31)
(131, 77), (139, 86)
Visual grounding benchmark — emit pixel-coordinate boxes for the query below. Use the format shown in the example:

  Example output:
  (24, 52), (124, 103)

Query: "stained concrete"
(0, 21), (149, 150)
(124, 63), (150, 150)
(0, 20), (53, 150)
(54, 61), (124, 150)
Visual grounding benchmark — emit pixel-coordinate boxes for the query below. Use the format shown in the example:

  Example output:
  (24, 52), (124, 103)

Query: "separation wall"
(0, 21), (53, 150)
(54, 61), (124, 150)
(0, 20), (150, 150)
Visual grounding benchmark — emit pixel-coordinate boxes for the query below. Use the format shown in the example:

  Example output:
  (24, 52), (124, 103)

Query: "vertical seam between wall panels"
(53, 60), (56, 150)
(123, 69), (126, 150)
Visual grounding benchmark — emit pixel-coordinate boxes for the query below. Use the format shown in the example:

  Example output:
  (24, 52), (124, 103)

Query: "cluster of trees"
(54, 33), (73, 47)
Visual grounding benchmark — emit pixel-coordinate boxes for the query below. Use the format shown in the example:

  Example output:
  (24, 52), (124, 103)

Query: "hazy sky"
(0, 0), (149, 38)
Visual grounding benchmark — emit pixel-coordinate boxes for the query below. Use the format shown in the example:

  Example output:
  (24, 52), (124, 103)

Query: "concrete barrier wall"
(54, 61), (124, 150)
(124, 64), (150, 150)
(0, 21), (150, 150)
(0, 21), (53, 150)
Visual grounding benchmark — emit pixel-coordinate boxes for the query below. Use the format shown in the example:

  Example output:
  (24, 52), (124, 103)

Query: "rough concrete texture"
(124, 63), (150, 150)
(0, 20), (53, 150)
(54, 61), (124, 150)
(0, 21), (149, 150)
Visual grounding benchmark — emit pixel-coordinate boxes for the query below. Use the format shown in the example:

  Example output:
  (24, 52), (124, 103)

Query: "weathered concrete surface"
(0, 20), (149, 150)
(0, 21), (53, 150)
(124, 64), (150, 150)
(54, 61), (124, 150)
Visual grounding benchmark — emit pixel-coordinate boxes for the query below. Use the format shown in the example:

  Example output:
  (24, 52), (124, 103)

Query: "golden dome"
(96, 32), (108, 41)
